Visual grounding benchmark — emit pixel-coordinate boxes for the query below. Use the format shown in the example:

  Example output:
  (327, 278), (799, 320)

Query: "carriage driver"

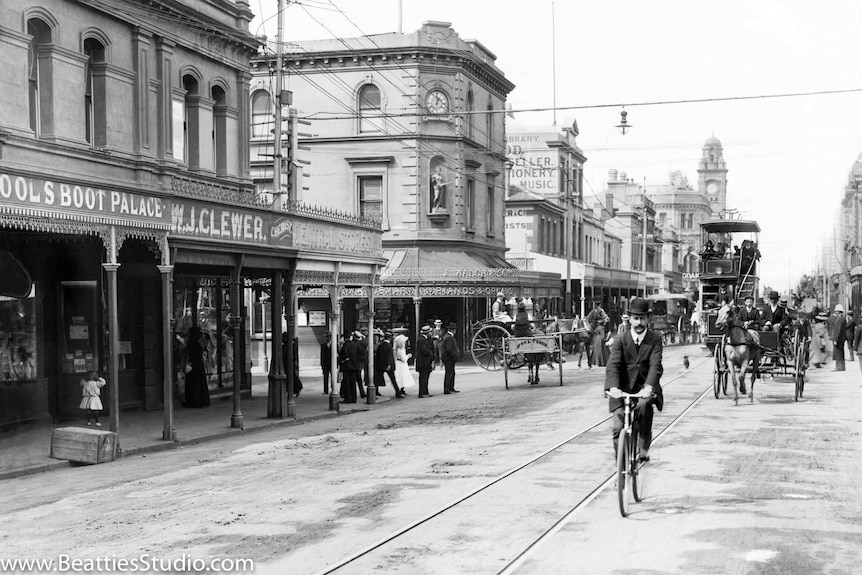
(492, 291), (513, 322)
(605, 297), (664, 462)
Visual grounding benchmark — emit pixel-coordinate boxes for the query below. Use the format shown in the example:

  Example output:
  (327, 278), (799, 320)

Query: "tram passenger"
(700, 240), (716, 261)
(604, 297), (664, 461)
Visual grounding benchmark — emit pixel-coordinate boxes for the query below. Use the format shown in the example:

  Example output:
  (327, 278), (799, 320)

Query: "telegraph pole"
(272, 0), (285, 210)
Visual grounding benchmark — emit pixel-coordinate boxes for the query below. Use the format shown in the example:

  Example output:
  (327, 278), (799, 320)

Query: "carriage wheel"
(713, 340), (725, 399)
(471, 324), (510, 371)
(507, 353), (527, 370)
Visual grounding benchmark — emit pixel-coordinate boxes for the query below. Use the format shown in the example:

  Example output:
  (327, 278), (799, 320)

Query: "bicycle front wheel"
(617, 432), (632, 517)
(632, 427), (646, 502)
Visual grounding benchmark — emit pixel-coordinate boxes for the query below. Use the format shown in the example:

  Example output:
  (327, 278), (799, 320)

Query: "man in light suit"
(605, 297), (664, 461)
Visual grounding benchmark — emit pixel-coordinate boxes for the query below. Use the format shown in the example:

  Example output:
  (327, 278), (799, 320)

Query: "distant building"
(252, 21), (561, 353)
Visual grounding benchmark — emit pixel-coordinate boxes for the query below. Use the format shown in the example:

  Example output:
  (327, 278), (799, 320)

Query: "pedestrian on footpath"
(854, 319), (862, 377)
(320, 331), (332, 394)
(830, 304), (847, 371)
(415, 325), (435, 398)
(440, 322), (460, 394)
(431, 319), (444, 368)
(810, 313), (829, 368)
(80, 370), (107, 426)
(341, 331), (365, 404)
(374, 329), (401, 398)
(845, 310), (856, 363)
(393, 330), (415, 396)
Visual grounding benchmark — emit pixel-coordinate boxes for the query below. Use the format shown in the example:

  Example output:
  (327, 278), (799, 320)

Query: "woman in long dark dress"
(184, 326), (211, 407)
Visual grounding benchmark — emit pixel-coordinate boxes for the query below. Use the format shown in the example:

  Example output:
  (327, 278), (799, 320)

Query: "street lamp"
(616, 108), (632, 135)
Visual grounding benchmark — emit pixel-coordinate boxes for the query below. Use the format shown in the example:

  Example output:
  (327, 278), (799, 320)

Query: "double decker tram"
(698, 219), (762, 351)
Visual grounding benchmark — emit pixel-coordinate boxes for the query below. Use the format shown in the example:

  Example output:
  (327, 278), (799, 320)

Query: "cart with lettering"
(470, 317), (556, 370)
(502, 334), (564, 389)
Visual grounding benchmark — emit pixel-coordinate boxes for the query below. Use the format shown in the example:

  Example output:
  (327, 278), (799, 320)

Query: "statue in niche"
(430, 166), (449, 211)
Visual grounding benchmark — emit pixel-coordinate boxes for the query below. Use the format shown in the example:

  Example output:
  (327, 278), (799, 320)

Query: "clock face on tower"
(425, 90), (449, 115)
(706, 181), (718, 194)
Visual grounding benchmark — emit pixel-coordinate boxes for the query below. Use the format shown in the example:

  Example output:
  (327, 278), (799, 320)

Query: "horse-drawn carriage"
(712, 303), (810, 403)
(470, 316), (558, 370)
(647, 293), (695, 345)
(698, 218), (810, 403)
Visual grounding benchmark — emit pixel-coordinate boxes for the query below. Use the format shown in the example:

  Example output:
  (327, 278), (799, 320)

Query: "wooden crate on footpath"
(50, 427), (118, 464)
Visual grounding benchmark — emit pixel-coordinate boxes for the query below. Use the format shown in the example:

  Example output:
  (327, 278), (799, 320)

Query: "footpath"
(0, 361), (500, 481)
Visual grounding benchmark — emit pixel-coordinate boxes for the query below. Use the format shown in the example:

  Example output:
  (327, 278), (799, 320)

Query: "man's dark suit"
(604, 329), (664, 455)
(737, 306), (762, 330)
(415, 333), (435, 397)
(439, 329), (460, 393)
(341, 338), (365, 403)
(760, 304), (786, 330)
(374, 338), (400, 397)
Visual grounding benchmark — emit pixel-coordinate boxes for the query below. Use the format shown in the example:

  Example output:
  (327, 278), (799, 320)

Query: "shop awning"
(381, 248), (519, 284)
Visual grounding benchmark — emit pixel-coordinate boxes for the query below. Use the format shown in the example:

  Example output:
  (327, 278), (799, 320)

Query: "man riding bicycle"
(604, 297), (664, 462)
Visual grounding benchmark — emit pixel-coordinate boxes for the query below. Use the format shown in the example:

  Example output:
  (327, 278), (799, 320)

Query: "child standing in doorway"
(80, 370), (107, 426)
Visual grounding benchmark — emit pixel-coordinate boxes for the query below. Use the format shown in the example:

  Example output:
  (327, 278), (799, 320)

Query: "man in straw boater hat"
(604, 297), (664, 462)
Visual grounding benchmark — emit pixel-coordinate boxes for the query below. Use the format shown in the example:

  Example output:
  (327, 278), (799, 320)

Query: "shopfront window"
(0, 287), (38, 380)
(60, 281), (98, 376)
(173, 277), (238, 394)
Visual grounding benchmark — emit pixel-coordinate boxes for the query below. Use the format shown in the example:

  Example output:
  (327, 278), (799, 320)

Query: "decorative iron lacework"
(379, 267), (522, 283)
(170, 175), (267, 207)
(340, 272), (374, 285)
(0, 214), (104, 236)
(282, 200), (381, 230)
(294, 270), (335, 284)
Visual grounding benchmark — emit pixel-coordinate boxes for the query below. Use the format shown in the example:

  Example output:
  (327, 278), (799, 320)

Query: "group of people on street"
(319, 320), (461, 403)
(811, 303), (861, 373)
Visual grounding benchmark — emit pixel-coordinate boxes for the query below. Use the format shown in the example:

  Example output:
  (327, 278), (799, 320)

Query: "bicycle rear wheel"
(616, 432), (632, 517)
(632, 426), (646, 502)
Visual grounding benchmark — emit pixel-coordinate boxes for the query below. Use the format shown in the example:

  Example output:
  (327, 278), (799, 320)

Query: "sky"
(250, 0), (862, 294)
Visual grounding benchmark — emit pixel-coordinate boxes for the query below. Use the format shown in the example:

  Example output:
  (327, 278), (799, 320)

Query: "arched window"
(212, 85), (227, 175)
(27, 18), (52, 136)
(465, 90), (474, 139)
(83, 38), (106, 147)
(180, 74), (199, 166)
(358, 84), (381, 133)
(251, 90), (272, 138)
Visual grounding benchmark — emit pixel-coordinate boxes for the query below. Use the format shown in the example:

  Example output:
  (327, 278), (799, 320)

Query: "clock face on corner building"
(425, 90), (449, 115)
(706, 181), (718, 194)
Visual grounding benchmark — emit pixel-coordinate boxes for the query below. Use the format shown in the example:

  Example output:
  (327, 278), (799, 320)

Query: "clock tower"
(697, 135), (728, 216)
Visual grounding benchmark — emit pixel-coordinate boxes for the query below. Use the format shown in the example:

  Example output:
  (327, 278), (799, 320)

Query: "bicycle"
(606, 389), (652, 517)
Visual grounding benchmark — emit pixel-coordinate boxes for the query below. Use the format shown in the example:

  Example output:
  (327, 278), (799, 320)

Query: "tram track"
(313, 354), (715, 575)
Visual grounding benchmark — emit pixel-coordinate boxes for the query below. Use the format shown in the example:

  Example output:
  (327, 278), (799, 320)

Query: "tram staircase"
(736, 274), (757, 304)
(699, 262), (758, 307)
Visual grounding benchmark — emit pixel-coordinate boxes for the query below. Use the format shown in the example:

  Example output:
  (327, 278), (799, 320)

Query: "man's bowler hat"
(629, 298), (651, 316)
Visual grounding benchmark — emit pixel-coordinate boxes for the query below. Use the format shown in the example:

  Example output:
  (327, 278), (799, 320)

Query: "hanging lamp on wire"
(616, 107), (632, 135)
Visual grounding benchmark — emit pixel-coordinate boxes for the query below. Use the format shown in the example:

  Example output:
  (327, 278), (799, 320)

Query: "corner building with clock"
(252, 21), (560, 356)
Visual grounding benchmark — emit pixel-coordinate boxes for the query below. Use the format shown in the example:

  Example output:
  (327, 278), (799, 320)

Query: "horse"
(714, 302), (762, 405)
(560, 317), (594, 369)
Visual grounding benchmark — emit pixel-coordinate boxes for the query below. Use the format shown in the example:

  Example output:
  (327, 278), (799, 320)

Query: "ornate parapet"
(282, 200), (381, 230)
(170, 175), (266, 207)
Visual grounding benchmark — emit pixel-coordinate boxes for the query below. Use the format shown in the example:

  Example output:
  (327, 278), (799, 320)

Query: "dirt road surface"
(1, 344), (860, 575)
